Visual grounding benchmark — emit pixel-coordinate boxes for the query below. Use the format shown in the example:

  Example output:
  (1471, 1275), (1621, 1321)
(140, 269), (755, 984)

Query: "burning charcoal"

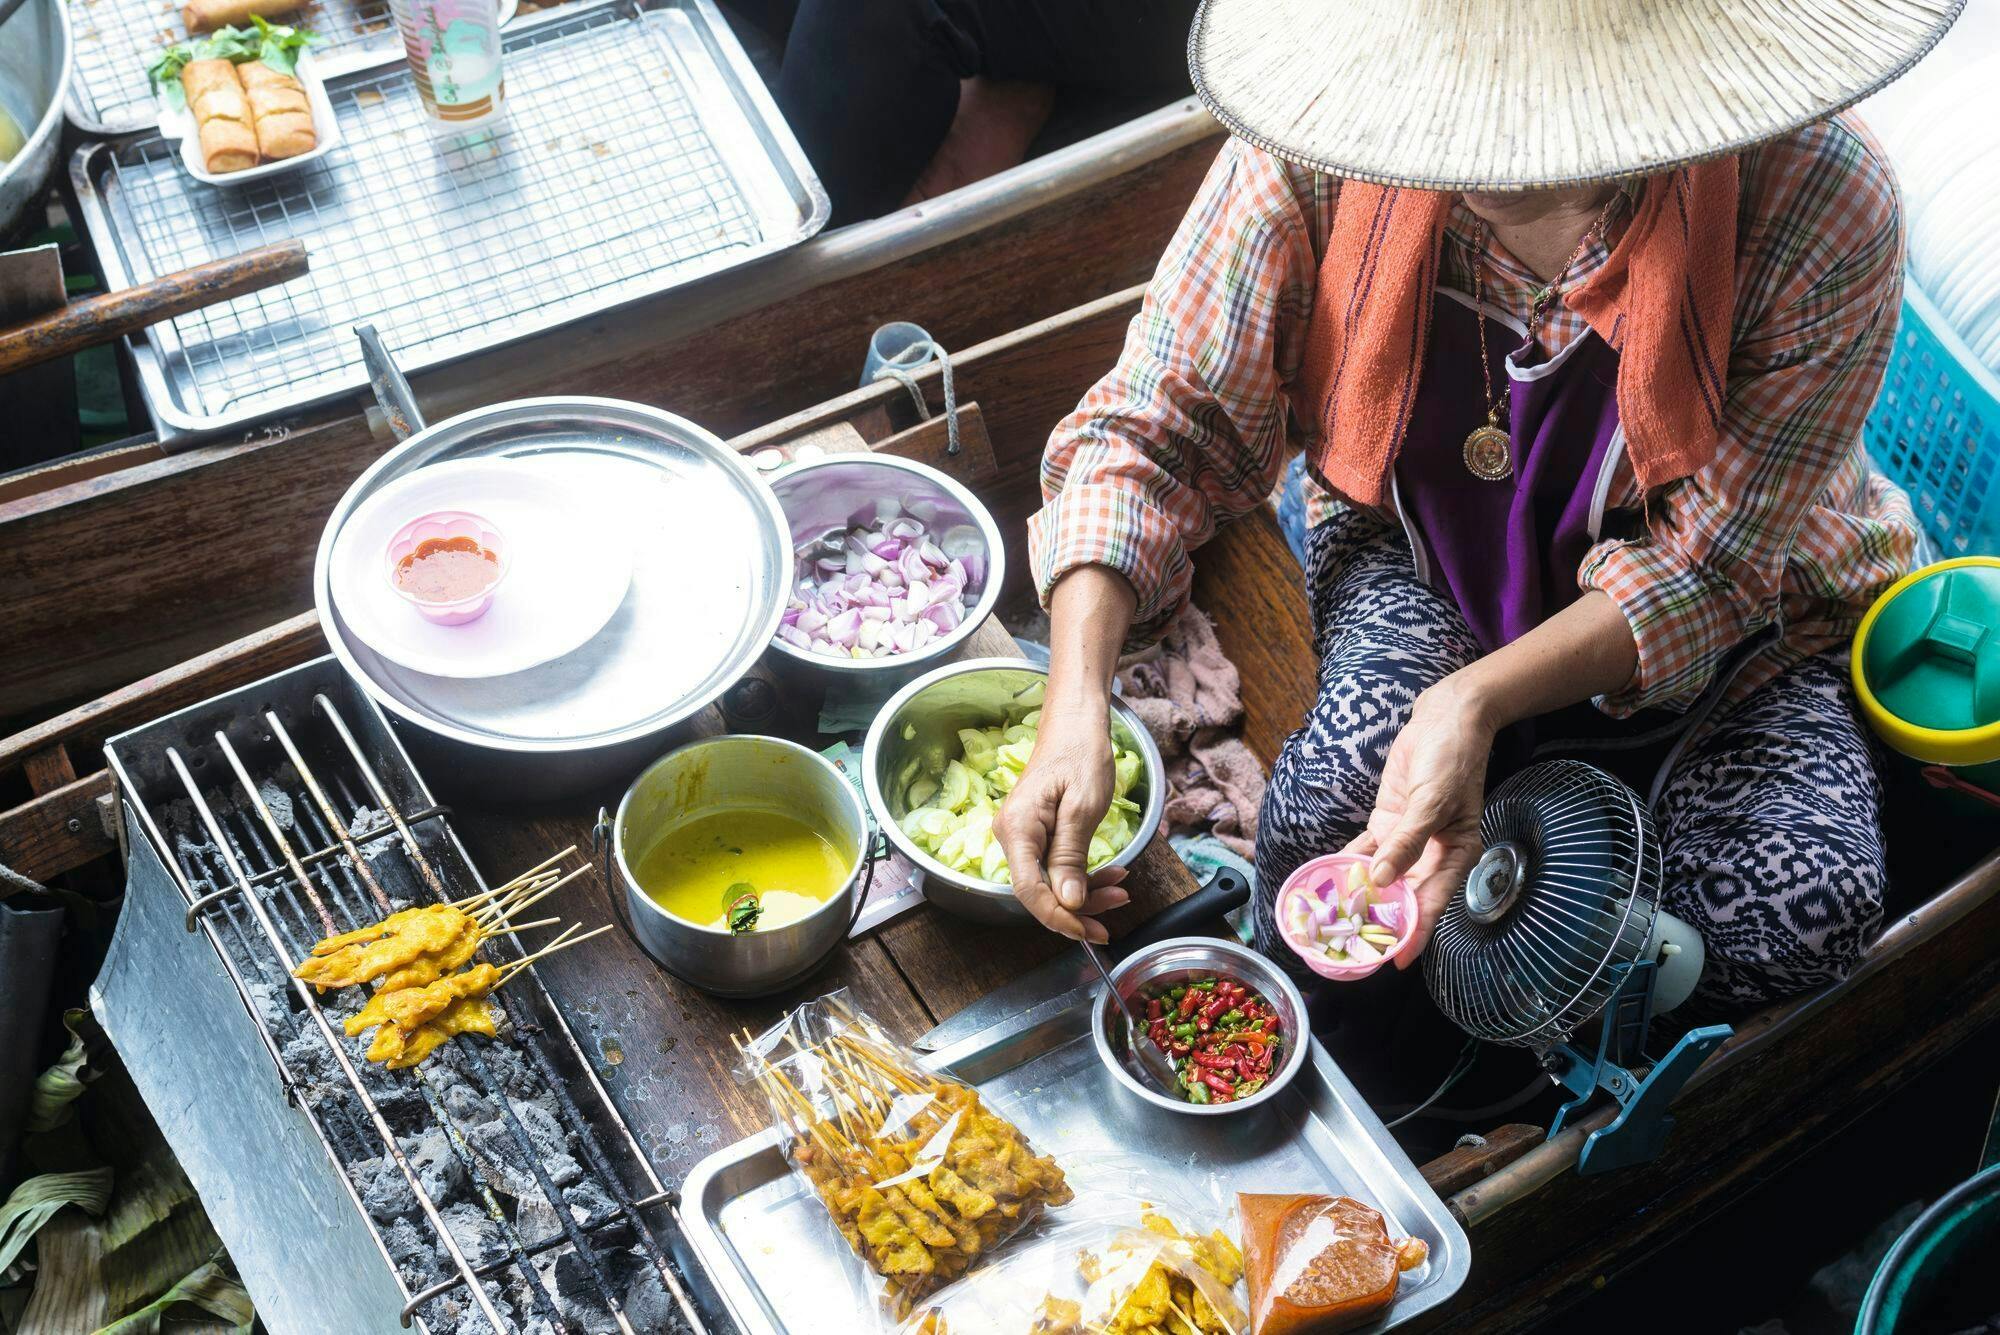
(426, 1279), (514, 1335)
(442, 1079), (497, 1125)
(257, 781), (295, 830)
(562, 1175), (615, 1224)
(552, 1250), (620, 1335)
(400, 1127), (469, 1206)
(279, 1027), (340, 1088)
(351, 1153), (416, 1222)
(514, 1192), (562, 1248)
(242, 980), (292, 1031)
(619, 1249), (688, 1335)
(509, 1098), (574, 1168)
(383, 1215), (444, 1287)
(440, 1202), (508, 1270)
(466, 1113), (583, 1199)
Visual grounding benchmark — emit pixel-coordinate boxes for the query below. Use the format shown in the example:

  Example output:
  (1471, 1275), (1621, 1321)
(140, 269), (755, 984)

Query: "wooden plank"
(1417, 1124), (1542, 1198)
(0, 611), (324, 777)
(0, 771), (116, 884)
(21, 744), (77, 795)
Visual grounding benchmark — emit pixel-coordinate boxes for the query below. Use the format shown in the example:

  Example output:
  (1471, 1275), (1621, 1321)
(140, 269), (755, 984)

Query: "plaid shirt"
(1031, 121), (1922, 715)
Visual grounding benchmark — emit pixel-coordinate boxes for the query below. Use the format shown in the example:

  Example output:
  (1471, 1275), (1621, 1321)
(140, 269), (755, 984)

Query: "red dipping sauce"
(393, 535), (500, 604)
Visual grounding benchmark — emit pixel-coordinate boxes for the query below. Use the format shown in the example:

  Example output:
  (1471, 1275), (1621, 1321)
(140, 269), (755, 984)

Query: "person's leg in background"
(1654, 652), (1890, 1019)
(765, 0), (974, 224)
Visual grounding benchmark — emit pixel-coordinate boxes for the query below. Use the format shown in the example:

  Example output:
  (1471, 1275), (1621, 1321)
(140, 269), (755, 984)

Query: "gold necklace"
(1463, 196), (1623, 482)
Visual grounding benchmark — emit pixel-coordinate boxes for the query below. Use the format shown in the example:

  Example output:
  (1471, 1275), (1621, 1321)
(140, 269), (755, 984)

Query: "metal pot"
(762, 453), (1006, 693)
(1092, 936), (1311, 1116)
(315, 327), (790, 802)
(607, 735), (869, 997)
(0, 0), (70, 240)
(861, 658), (1165, 922)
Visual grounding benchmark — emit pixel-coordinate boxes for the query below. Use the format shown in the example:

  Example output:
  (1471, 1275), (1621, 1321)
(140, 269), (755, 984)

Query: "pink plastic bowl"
(1274, 852), (1420, 981)
(384, 510), (510, 626)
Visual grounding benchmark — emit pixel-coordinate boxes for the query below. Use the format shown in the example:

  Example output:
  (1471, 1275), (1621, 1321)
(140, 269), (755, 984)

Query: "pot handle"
(592, 808), (641, 955)
(356, 323), (426, 440)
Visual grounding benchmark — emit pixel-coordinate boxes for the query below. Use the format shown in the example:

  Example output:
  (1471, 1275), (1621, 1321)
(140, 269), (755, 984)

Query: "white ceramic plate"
(156, 52), (341, 186)
(328, 457), (634, 680)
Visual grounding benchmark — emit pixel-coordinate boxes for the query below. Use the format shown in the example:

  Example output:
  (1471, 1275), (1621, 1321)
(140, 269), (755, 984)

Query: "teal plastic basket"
(1865, 283), (2000, 558)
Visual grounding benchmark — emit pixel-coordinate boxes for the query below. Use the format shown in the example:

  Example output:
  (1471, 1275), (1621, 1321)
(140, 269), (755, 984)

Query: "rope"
(870, 340), (960, 457)
(0, 859), (49, 897)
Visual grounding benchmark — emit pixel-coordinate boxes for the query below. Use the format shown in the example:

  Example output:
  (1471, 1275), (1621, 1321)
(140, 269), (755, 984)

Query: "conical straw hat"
(1189, 0), (1965, 190)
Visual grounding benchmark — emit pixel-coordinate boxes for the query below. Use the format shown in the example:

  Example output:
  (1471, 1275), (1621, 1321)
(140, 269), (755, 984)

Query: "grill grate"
(109, 668), (707, 1334)
(72, 0), (816, 439)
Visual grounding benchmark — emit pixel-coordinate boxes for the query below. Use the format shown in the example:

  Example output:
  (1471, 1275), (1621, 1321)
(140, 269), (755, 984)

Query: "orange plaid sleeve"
(1028, 139), (1326, 646)
(1580, 119), (1921, 715)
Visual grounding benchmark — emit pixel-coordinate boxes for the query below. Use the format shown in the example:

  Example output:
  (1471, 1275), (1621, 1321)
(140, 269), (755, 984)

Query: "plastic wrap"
(1238, 1194), (1428, 1335)
(737, 991), (1074, 1319)
(900, 1209), (1247, 1335)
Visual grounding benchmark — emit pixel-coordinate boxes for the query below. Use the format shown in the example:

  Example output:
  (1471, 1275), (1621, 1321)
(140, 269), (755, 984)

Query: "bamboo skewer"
(497, 923), (610, 984)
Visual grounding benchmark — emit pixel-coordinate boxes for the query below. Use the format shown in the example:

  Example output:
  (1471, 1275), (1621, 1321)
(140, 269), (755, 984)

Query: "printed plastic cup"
(388, 0), (506, 128)
(385, 509), (510, 625)
(1274, 852), (1419, 981)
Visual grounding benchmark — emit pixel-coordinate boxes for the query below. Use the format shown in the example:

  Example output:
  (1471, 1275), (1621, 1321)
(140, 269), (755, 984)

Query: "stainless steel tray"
(69, 0), (828, 445)
(65, 0), (522, 137)
(681, 987), (1471, 1333)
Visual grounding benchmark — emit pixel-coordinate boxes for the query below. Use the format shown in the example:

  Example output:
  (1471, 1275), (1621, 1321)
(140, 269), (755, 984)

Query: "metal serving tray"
(680, 988), (1471, 1333)
(65, 0), (521, 137)
(70, 0), (828, 444)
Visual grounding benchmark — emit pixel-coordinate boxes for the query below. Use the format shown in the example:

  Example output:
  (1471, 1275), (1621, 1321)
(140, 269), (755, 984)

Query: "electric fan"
(1425, 760), (1734, 1174)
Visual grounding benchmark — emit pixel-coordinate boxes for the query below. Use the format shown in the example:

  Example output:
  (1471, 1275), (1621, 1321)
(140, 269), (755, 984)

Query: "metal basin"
(1093, 936), (1311, 1116)
(763, 453), (1006, 692)
(861, 658), (1165, 922)
(0, 0), (71, 239)
(611, 735), (866, 998)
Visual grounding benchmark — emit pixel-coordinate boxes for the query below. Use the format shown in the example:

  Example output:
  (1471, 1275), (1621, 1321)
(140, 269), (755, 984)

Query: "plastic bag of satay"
(736, 989), (1074, 1321)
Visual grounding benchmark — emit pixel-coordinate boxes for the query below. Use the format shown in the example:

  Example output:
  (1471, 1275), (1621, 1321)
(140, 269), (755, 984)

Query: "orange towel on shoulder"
(1291, 161), (1739, 506)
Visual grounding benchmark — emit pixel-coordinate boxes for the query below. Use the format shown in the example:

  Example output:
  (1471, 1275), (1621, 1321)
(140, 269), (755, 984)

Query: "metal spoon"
(1082, 939), (1182, 1095)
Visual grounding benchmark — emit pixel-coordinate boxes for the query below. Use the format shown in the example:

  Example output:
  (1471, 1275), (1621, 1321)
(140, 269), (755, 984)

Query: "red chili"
(1146, 998), (1163, 1021)
(1169, 1040), (1192, 1056)
(1200, 1070), (1236, 1096)
(1200, 995), (1231, 1022)
(1177, 991), (1200, 1020)
(1190, 1050), (1235, 1069)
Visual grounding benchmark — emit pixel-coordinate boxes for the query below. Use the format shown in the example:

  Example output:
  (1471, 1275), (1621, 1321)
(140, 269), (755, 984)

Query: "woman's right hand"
(994, 701), (1131, 943)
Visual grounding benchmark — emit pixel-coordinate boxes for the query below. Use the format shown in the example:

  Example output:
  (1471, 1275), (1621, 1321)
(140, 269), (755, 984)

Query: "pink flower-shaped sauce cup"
(1274, 852), (1419, 981)
(384, 510), (510, 626)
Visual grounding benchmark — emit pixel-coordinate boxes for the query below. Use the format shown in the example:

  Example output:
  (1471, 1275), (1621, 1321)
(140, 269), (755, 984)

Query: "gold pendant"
(1463, 424), (1513, 481)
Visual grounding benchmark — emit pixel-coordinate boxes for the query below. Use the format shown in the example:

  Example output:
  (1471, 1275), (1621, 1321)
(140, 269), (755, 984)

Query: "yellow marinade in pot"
(634, 808), (848, 932)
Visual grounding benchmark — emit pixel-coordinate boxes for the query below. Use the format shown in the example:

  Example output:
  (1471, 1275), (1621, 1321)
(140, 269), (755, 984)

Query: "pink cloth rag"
(1115, 607), (1268, 860)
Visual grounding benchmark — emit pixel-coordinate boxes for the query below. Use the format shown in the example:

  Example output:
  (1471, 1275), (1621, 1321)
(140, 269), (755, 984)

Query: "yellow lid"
(1850, 557), (2000, 768)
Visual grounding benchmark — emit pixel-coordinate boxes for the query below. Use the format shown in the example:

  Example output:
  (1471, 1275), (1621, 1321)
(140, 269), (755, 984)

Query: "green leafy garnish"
(725, 884), (762, 934)
(144, 20), (320, 109)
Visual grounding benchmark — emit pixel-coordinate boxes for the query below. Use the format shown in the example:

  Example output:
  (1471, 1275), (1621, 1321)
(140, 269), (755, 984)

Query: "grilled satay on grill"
(372, 996), (500, 1069)
(345, 962), (501, 1040)
(293, 903), (475, 991)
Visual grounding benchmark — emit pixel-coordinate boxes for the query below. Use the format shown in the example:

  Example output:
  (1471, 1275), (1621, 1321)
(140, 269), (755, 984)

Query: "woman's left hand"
(1346, 676), (1496, 964)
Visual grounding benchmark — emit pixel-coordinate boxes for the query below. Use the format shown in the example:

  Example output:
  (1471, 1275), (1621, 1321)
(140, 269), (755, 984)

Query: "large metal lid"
(314, 396), (789, 756)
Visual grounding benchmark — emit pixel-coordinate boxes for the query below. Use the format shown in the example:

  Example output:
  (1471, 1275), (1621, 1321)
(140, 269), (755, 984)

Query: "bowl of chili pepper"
(1092, 936), (1310, 1115)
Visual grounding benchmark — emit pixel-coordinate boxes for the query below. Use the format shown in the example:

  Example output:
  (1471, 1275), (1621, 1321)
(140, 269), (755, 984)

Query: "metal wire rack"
(106, 660), (710, 1333)
(71, 0), (826, 441)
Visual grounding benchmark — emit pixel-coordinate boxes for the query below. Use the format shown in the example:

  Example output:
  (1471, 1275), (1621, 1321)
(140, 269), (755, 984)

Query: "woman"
(994, 0), (1958, 1023)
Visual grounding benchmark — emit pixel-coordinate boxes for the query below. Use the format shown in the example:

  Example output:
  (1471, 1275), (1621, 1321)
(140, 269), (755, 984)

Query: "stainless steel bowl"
(862, 658), (1165, 921)
(611, 735), (866, 997)
(763, 454), (1005, 692)
(1093, 936), (1311, 1116)
(0, 0), (71, 238)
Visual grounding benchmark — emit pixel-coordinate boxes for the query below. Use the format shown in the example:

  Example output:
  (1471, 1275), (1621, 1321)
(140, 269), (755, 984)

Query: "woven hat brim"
(1190, 0), (1965, 190)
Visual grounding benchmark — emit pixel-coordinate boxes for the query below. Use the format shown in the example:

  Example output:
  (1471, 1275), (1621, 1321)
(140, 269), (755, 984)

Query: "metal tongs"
(1083, 939), (1183, 1094)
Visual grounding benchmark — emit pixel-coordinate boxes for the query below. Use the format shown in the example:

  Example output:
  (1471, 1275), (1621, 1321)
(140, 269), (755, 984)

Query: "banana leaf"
(26, 1029), (90, 1137)
(0, 1168), (112, 1282)
(93, 1254), (250, 1335)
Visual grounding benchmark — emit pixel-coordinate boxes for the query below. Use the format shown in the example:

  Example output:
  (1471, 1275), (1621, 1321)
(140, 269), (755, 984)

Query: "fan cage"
(1426, 762), (1662, 1051)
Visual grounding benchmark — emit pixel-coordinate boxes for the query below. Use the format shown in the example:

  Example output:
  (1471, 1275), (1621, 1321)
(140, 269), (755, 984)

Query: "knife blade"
(914, 866), (1253, 1052)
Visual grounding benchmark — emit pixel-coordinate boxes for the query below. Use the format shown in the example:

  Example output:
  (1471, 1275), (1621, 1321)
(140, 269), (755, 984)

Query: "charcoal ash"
(441, 1203), (511, 1270)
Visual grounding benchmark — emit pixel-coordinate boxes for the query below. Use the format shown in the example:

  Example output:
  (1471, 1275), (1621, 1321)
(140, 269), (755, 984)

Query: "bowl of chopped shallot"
(1275, 853), (1419, 980)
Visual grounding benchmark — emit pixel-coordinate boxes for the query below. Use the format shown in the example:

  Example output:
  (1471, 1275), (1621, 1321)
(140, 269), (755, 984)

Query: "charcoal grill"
(100, 656), (716, 1334)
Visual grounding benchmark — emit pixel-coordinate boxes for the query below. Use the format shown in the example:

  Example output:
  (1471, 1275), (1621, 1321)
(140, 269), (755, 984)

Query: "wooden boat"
(4, 276), (1996, 1331)
(0, 98), (1223, 721)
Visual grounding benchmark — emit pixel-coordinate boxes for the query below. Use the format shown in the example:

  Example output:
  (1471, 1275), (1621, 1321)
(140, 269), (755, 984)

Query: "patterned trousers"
(1252, 509), (1889, 1014)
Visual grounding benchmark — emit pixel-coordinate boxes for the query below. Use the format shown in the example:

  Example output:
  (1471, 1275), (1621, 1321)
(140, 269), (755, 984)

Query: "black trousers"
(736, 0), (1198, 224)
